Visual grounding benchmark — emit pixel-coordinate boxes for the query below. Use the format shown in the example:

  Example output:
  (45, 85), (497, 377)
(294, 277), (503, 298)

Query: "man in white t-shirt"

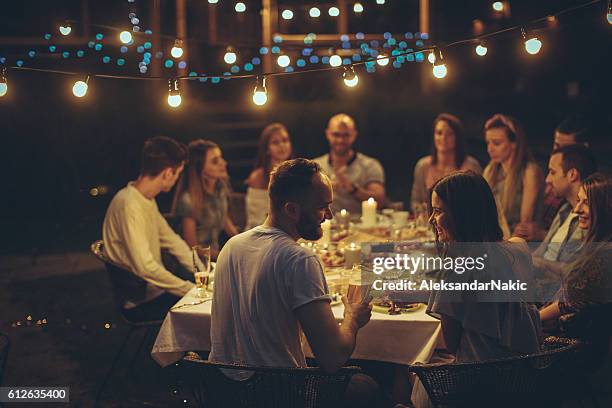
(103, 136), (196, 321)
(210, 158), (377, 405)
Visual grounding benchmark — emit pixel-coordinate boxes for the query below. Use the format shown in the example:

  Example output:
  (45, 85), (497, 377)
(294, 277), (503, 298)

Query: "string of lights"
(0, 0), (607, 108)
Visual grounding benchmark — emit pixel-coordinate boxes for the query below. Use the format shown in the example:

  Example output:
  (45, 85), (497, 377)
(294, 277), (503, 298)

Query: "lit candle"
(344, 242), (361, 268)
(321, 219), (331, 243)
(337, 208), (350, 230)
(361, 197), (377, 227)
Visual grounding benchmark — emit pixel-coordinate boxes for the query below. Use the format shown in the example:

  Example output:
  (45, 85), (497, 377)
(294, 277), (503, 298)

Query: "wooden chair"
(180, 353), (361, 408)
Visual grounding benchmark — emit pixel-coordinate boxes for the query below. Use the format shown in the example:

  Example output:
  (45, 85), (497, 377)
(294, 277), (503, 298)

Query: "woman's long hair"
(172, 139), (220, 218)
(483, 114), (534, 217)
(254, 123), (292, 185)
(581, 173), (612, 243)
(430, 113), (467, 168)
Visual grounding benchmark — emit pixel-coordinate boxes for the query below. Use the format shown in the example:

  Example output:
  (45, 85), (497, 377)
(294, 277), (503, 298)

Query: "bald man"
(313, 114), (386, 213)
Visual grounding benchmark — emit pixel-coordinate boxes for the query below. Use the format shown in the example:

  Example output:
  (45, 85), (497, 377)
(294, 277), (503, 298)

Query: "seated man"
(103, 136), (196, 321)
(532, 145), (597, 296)
(313, 113), (386, 213)
(209, 158), (376, 406)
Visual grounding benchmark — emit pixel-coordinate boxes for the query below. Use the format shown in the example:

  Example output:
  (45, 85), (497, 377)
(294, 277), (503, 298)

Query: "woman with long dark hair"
(410, 113), (481, 211)
(172, 139), (238, 257)
(245, 123), (293, 229)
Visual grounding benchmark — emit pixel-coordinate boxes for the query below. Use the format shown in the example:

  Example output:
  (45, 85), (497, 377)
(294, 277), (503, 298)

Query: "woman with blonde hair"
(172, 139), (238, 258)
(483, 114), (544, 235)
(245, 123), (293, 229)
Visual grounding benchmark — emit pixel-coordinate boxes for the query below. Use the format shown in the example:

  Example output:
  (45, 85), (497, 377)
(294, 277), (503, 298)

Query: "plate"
(329, 293), (342, 307)
(372, 302), (424, 314)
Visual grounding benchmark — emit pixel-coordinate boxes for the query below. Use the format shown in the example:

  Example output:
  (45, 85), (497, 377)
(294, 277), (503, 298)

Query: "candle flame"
(367, 197), (375, 204)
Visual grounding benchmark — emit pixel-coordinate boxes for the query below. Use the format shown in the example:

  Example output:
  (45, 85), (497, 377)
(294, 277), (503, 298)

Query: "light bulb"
(72, 79), (89, 98)
(432, 64), (447, 79)
(281, 9), (294, 20)
(119, 31), (133, 44)
(492, 1), (504, 12)
(0, 70), (7, 97)
(167, 79), (181, 108)
(328, 7), (340, 17)
(252, 77), (268, 106)
(208, 0), (219, 3)
(343, 75), (359, 87)
(59, 24), (72, 36)
(309, 7), (321, 18)
(277, 55), (290, 67)
(235, 2), (246, 13)
(167, 94), (182, 108)
(608, 1), (612, 24)
(329, 55), (342, 67)
(427, 51), (436, 64)
(224, 47), (237, 64)
(343, 67), (359, 87)
(353, 3), (364, 13)
(171, 39), (184, 58)
(524, 37), (542, 55)
(475, 43), (488, 56)
(376, 54), (389, 66)
(376, 0), (386, 4)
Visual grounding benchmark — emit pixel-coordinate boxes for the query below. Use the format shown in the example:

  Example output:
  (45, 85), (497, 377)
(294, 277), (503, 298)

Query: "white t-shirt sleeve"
(289, 254), (330, 310)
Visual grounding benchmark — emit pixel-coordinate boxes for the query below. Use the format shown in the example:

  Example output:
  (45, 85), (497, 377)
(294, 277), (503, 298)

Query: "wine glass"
(192, 245), (211, 298)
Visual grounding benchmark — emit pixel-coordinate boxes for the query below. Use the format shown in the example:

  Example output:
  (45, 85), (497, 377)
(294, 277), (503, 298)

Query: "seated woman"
(539, 173), (612, 367)
(411, 113), (481, 211)
(245, 123), (292, 229)
(410, 171), (542, 408)
(483, 114), (544, 237)
(172, 139), (238, 258)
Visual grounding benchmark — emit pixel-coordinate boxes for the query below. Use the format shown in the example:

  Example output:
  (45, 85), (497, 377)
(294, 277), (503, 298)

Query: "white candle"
(361, 197), (377, 227)
(321, 219), (331, 243)
(344, 242), (361, 268)
(338, 208), (350, 230)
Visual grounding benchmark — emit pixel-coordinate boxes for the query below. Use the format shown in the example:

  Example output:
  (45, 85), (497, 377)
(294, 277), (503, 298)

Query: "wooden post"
(176, 0), (188, 96)
(338, 0), (348, 35)
(150, 0), (161, 77)
(261, 0), (277, 74)
(419, 0), (432, 95)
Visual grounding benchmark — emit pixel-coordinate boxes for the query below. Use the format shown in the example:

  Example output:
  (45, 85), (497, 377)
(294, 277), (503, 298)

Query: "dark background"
(1, 0), (611, 254)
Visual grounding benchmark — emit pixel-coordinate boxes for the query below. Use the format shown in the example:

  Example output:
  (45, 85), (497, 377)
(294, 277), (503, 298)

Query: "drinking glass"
(193, 245), (211, 298)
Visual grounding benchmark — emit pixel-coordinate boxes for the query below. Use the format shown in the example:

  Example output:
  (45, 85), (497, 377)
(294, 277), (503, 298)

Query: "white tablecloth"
(152, 288), (442, 368)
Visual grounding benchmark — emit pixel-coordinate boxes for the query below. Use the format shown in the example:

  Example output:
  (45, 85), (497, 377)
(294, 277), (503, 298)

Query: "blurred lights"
(521, 28), (542, 55)
(277, 55), (290, 67)
(167, 79), (181, 108)
(492, 2), (504, 12)
(59, 23), (72, 36)
(343, 66), (359, 87)
(431, 48), (447, 79)
(224, 46), (237, 64)
(72, 76), (89, 98)
(328, 7), (340, 17)
(309, 7), (321, 18)
(353, 3), (364, 13)
(252, 76), (268, 106)
(329, 55), (342, 67)
(607, 0), (612, 24)
(376, 54), (390, 66)
(119, 31), (133, 44)
(427, 51), (436, 64)
(235, 2), (246, 13)
(0, 69), (7, 97)
(208, 0), (219, 3)
(475, 41), (488, 56)
(376, 0), (386, 4)
(171, 39), (184, 58)
(281, 9), (294, 20)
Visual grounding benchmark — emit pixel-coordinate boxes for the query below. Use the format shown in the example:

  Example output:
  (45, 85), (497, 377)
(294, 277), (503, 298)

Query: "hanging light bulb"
(309, 7), (321, 18)
(235, 2), (246, 13)
(343, 66), (359, 87)
(252, 76), (268, 106)
(431, 48), (447, 79)
(224, 46), (237, 64)
(167, 79), (182, 108)
(59, 21), (72, 36)
(208, 0), (219, 3)
(376, 0), (386, 4)
(427, 51), (436, 64)
(521, 28), (542, 55)
(119, 30), (133, 44)
(377, 54), (390, 66)
(353, 3), (364, 14)
(171, 39), (184, 59)
(607, 0), (612, 24)
(328, 7), (340, 17)
(0, 68), (7, 97)
(72, 76), (90, 98)
(492, 2), (504, 12)
(329, 55), (342, 67)
(277, 55), (291, 68)
(475, 40), (488, 56)
(281, 9), (294, 20)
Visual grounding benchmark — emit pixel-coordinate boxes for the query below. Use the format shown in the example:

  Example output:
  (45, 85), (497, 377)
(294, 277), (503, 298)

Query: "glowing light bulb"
(329, 55), (342, 67)
(171, 39), (184, 58)
(277, 55), (290, 67)
(328, 7), (340, 17)
(252, 77), (268, 106)
(427, 51), (436, 64)
(119, 31), (133, 44)
(167, 94), (181, 108)
(524, 37), (542, 55)
(608, 2), (612, 24)
(167, 79), (181, 108)
(235, 2), (246, 13)
(224, 47), (237, 64)
(72, 79), (89, 98)
(377, 54), (389, 66)
(281, 9), (294, 20)
(0, 82), (7, 97)
(492, 2), (504, 12)
(343, 73), (359, 87)
(475, 43), (488, 56)
(432, 64), (447, 79)
(208, 0), (219, 3)
(376, 0), (386, 4)
(59, 24), (72, 36)
(309, 7), (321, 18)
(353, 3), (364, 13)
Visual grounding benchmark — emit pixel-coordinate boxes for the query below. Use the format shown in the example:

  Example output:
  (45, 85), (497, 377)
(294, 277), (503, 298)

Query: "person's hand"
(532, 255), (546, 269)
(513, 222), (544, 241)
(332, 166), (353, 193)
(342, 295), (372, 329)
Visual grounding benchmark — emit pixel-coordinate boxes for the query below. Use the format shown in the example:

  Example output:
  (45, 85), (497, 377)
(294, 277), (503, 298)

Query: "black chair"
(409, 336), (591, 407)
(180, 353), (361, 408)
(90, 240), (163, 405)
(0, 332), (9, 386)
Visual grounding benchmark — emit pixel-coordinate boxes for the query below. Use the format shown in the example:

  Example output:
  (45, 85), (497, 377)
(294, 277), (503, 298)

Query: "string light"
(309, 7), (321, 18)
(376, 0), (386, 4)
(59, 22), (72, 36)
(328, 7), (340, 17)
(342, 66), (359, 87)
(492, 1), (504, 12)
(224, 46), (237, 64)
(252, 76), (268, 106)
(119, 30), (133, 44)
(431, 48), (447, 79)
(521, 28), (542, 55)
(353, 3), (364, 13)
(376, 54), (390, 66)
(235, 2), (246, 13)
(167, 78), (182, 108)
(427, 51), (436, 64)
(277, 55), (290, 68)
(170, 39), (184, 59)
(329, 55), (342, 67)
(208, 0), (219, 3)
(281, 9), (294, 20)
(607, 0), (612, 24)
(72, 76), (90, 98)
(0, 68), (7, 97)
(475, 41), (488, 56)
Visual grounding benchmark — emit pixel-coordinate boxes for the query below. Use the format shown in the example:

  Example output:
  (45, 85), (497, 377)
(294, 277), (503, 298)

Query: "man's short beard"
(296, 213), (322, 241)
